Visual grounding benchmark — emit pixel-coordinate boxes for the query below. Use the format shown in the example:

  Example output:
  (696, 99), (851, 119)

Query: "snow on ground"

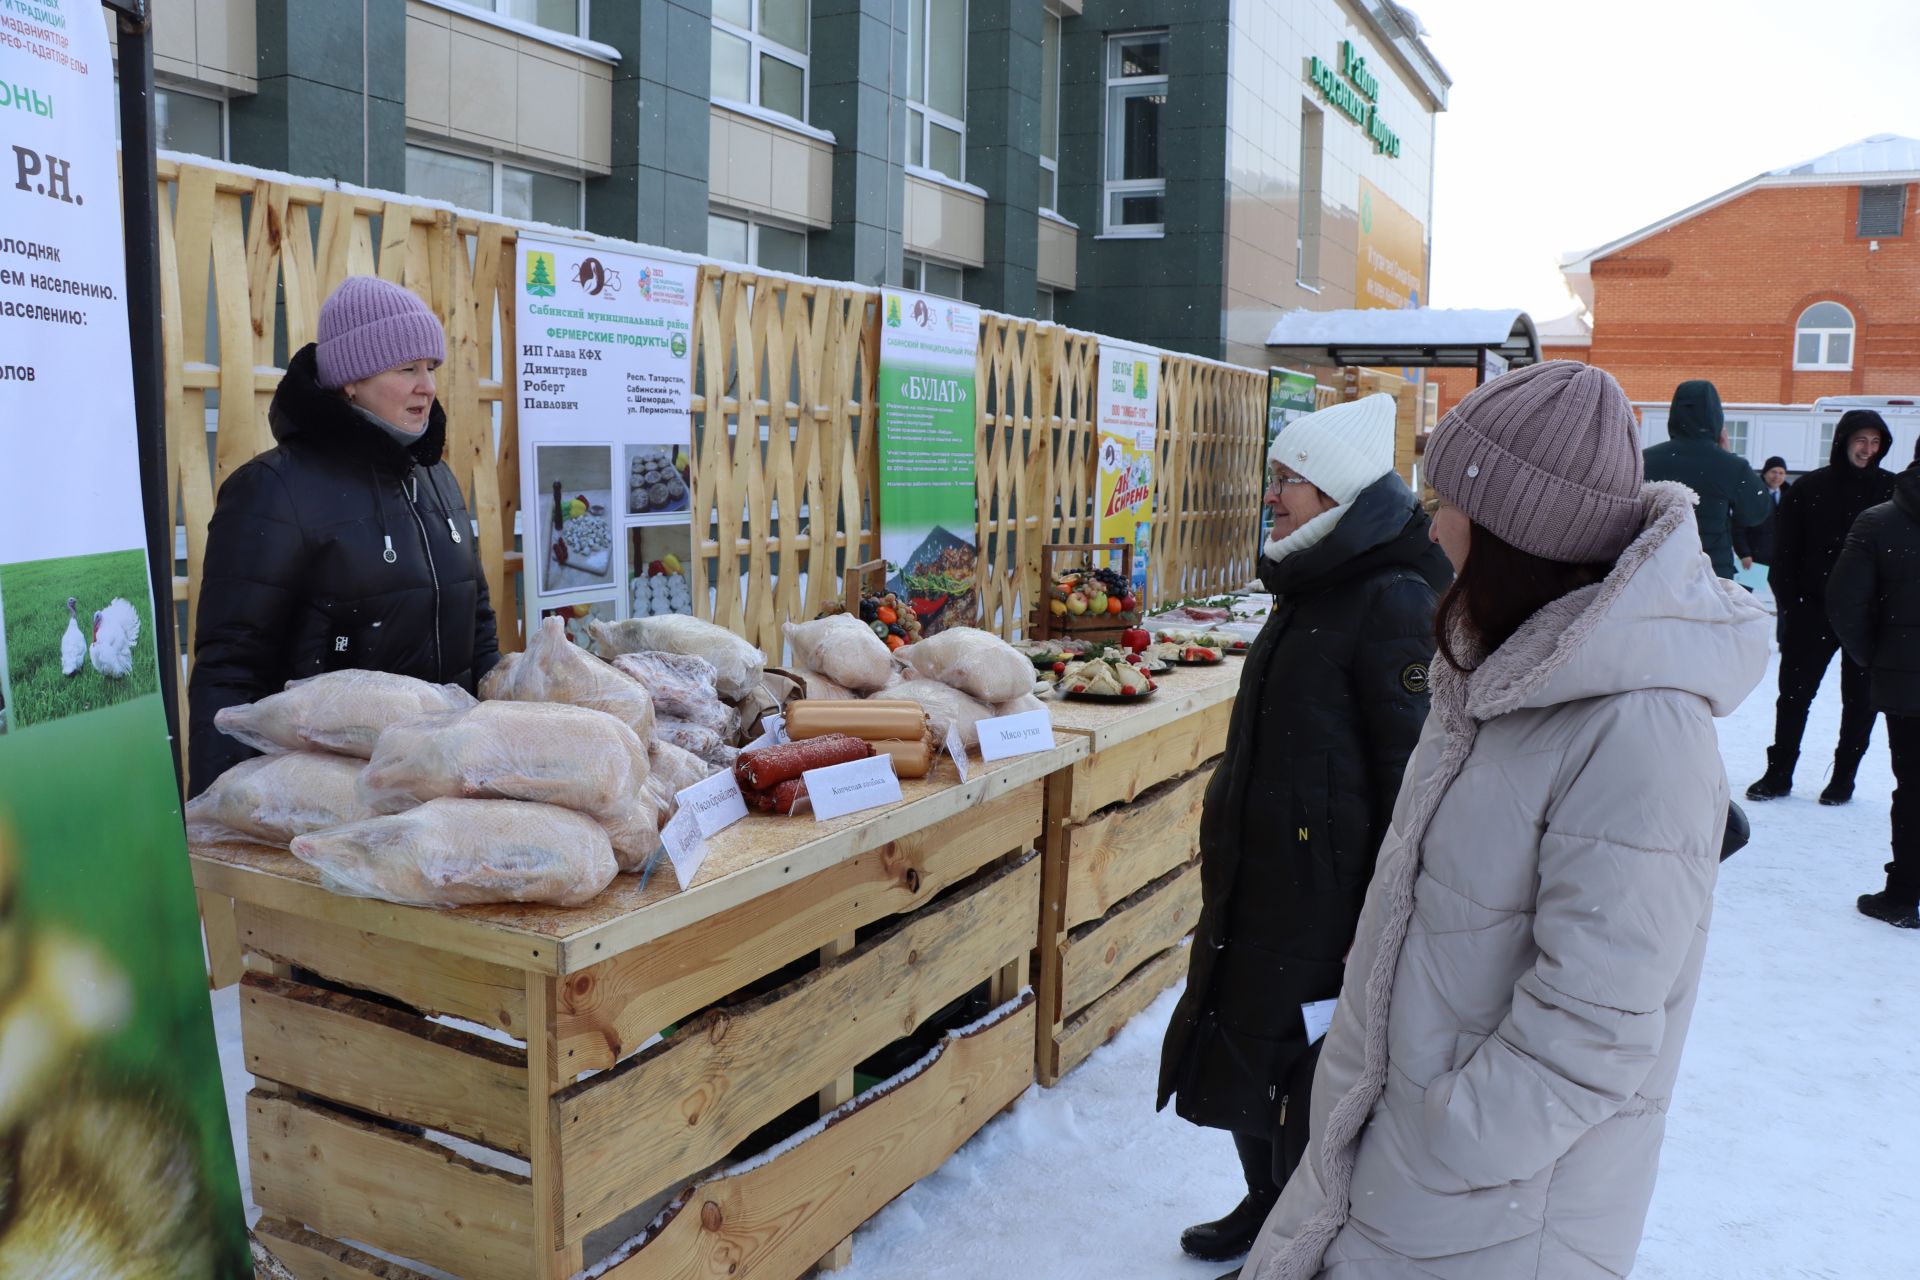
(214, 652), (1916, 1277)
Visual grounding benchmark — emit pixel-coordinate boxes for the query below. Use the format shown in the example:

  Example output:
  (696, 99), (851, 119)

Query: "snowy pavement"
(213, 653), (1916, 1278)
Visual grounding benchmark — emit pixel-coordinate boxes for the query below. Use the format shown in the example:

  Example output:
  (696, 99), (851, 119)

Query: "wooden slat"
(1059, 859), (1202, 1018)
(555, 854), (1041, 1246)
(1068, 697), (1233, 821)
(1062, 764), (1213, 929)
(201, 891), (244, 989)
(1054, 941), (1192, 1082)
(601, 997), (1035, 1279)
(240, 973), (530, 1155)
(248, 1091), (533, 1280)
(234, 902), (530, 1032)
(253, 1217), (439, 1280)
(554, 780), (1042, 1073)
(526, 975), (584, 1280)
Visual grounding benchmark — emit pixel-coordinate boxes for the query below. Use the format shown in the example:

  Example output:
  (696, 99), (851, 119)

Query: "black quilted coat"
(1158, 474), (1451, 1137)
(186, 344), (500, 796)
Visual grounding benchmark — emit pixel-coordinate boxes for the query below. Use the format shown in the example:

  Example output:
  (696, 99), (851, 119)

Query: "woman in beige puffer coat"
(1246, 361), (1771, 1280)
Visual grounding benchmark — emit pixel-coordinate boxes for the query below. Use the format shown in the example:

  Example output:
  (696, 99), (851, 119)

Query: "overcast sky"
(1412, 0), (1920, 323)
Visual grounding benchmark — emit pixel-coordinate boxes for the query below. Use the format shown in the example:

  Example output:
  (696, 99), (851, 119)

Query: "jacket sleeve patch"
(1400, 662), (1429, 694)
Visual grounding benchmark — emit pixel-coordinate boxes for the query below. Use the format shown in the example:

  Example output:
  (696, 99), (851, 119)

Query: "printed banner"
(515, 240), (697, 644)
(0, 1), (250, 1272)
(1096, 341), (1158, 592)
(1263, 367), (1319, 549)
(1355, 176), (1427, 312)
(877, 289), (980, 636)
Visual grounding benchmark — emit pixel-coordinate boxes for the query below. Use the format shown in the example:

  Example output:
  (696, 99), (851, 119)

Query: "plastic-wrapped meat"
(611, 650), (734, 735)
(289, 798), (618, 908)
(887, 678), (996, 749)
(184, 753), (375, 847)
(734, 733), (872, 791)
(792, 666), (860, 701)
(645, 740), (716, 826)
(214, 670), (477, 759)
(654, 718), (737, 769)
(483, 617), (656, 738)
(782, 616), (893, 693)
(897, 626), (1036, 704)
(743, 778), (809, 815)
(587, 616), (765, 701)
(358, 701), (658, 871)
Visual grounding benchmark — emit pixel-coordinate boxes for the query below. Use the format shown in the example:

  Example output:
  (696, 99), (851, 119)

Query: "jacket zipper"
(402, 471), (444, 679)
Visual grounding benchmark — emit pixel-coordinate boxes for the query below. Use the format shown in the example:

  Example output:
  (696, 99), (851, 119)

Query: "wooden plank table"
(200, 738), (1084, 1280)
(1034, 659), (1246, 1084)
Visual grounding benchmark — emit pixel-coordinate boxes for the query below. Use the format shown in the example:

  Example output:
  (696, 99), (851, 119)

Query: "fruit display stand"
(192, 736), (1084, 1280)
(1033, 659), (1246, 1085)
(1028, 540), (1143, 646)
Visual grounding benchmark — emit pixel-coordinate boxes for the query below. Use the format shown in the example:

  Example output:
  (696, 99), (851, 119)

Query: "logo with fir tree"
(1132, 361), (1149, 400)
(886, 296), (903, 328)
(526, 251), (557, 298)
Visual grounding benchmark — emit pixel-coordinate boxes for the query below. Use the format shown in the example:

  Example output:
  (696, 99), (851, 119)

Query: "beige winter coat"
(1246, 483), (1771, 1280)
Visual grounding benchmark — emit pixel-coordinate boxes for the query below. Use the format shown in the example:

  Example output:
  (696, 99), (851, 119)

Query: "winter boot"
(1180, 1193), (1279, 1262)
(1857, 892), (1920, 929)
(1820, 753), (1864, 806)
(1746, 747), (1796, 802)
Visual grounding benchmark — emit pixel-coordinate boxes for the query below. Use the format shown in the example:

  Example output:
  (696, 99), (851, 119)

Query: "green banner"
(1263, 368), (1321, 551)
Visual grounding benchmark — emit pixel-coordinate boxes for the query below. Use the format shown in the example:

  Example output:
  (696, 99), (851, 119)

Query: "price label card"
(976, 709), (1056, 762)
(946, 720), (971, 782)
(676, 770), (749, 838)
(804, 754), (903, 821)
(743, 712), (789, 754)
(660, 806), (708, 887)
(1301, 998), (1338, 1045)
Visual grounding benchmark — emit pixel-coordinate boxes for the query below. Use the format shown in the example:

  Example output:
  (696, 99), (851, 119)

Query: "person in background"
(1243, 360), (1769, 1280)
(1747, 410), (1896, 805)
(1157, 394), (1450, 1275)
(187, 276), (500, 796)
(1825, 436), (1920, 929)
(1733, 454), (1790, 572)
(1642, 379), (1772, 580)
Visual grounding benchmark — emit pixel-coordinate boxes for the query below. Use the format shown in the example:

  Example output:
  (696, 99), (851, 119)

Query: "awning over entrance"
(1265, 307), (1541, 376)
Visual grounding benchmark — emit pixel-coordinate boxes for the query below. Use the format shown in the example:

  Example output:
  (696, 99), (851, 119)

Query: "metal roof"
(1265, 307), (1541, 368)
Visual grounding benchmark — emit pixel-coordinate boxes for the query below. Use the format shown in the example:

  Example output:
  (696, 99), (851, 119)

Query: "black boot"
(1747, 747), (1796, 801)
(1180, 1192), (1279, 1262)
(1857, 892), (1919, 929)
(1821, 753), (1864, 806)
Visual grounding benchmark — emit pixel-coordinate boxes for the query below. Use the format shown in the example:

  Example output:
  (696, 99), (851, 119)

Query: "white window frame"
(1102, 30), (1169, 238)
(455, 0), (589, 39)
(903, 254), (967, 299)
(1724, 417), (1751, 461)
(906, 0), (968, 183)
(711, 0), (811, 124)
(405, 141), (586, 228)
(141, 83), (229, 160)
(1038, 8), (1062, 214)
(707, 208), (810, 273)
(1793, 302), (1855, 372)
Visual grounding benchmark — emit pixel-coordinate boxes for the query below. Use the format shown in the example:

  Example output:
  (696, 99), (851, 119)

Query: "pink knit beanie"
(1424, 360), (1643, 563)
(315, 276), (446, 389)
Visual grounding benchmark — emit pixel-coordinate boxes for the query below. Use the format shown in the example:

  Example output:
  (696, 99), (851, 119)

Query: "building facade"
(125, 0), (1445, 367)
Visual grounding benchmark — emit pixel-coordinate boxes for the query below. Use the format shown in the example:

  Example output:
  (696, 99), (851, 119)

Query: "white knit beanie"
(1268, 393), (1398, 505)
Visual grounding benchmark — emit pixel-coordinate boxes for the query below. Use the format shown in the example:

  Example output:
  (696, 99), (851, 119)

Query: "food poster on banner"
(1262, 367), (1319, 550)
(0, 2), (250, 1271)
(515, 240), (696, 642)
(877, 290), (981, 636)
(1096, 341), (1158, 592)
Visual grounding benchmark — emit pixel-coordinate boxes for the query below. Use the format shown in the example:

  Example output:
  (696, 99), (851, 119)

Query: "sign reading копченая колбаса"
(1307, 40), (1401, 158)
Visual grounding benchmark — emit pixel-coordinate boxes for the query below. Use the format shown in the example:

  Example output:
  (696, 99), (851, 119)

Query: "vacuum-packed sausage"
(734, 732), (873, 791)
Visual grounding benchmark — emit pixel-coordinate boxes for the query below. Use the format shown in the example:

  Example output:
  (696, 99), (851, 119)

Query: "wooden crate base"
(253, 1217), (439, 1280)
(1051, 941), (1191, 1082)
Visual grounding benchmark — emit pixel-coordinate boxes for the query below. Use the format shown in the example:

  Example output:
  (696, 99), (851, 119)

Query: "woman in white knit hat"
(1157, 393), (1452, 1274)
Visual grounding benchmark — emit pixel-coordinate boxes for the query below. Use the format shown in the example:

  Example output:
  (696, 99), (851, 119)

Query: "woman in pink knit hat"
(1241, 361), (1771, 1280)
(186, 276), (499, 797)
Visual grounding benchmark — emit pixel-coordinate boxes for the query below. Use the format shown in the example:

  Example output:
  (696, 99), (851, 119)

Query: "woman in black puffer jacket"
(186, 276), (499, 796)
(1157, 394), (1451, 1272)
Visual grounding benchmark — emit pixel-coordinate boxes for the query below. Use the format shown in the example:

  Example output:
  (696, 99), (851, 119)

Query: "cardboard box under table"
(192, 738), (1083, 1280)
(1036, 660), (1245, 1085)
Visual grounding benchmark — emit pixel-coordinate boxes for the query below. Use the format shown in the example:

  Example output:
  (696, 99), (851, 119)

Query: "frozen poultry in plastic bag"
(184, 753), (374, 847)
(214, 669), (477, 758)
(483, 617), (655, 738)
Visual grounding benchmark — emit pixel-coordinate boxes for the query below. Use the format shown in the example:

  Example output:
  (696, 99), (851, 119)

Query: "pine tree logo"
(526, 251), (557, 297)
(1132, 361), (1148, 399)
(886, 296), (903, 328)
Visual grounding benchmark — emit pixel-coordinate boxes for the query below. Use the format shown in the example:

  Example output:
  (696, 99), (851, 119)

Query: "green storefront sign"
(1308, 40), (1401, 158)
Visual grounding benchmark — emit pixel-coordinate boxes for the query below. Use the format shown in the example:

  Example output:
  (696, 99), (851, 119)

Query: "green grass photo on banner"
(0, 551), (158, 729)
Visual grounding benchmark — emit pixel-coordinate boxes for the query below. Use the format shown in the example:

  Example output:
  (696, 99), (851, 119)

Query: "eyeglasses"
(1267, 474), (1312, 487)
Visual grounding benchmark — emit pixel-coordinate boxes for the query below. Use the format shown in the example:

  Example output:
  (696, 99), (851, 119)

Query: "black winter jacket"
(1642, 381), (1772, 579)
(1771, 416), (1896, 615)
(187, 344), (500, 796)
(1828, 460), (1920, 716)
(1157, 475), (1451, 1136)
(1732, 480), (1787, 565)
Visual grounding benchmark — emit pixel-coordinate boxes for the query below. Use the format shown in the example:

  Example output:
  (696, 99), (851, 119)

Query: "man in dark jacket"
(1749, 410), (1896, 804)
(1733, 455), (1790, 570)
(1827, 439), (1920, 928)
(1158, 395), (1450, 1270)
(188, 279), (500, 796)
(1643, 380), (1772, 579)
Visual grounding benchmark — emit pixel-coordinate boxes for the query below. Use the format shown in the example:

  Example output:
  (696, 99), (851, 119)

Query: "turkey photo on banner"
(876, 289), (980, 636)
(1096, 340), (1158, 592)
(0, 1), (250, 1272)
(515, 239), (697, 644)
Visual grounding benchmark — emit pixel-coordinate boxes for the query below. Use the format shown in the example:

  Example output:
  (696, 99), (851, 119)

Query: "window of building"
(405, 145), (584, 227)
(712, 0), (810, 122)
(1857, 184), (1907, 237)
(707, 211), (809, 273)
(1794, 302), (1854, 371)
(1296, 101), (1324, 286)
(1103, 31), (1168, 236)
(903, 255), (965, 299)
(1039, 10), (1062, 211)
(155, 87), (226, 158)
(906, 0), (967, 181)
(1035, 287), (1055, 322)
(1724, 417), (1750, 460)
(1819, 419), (1837, 460)
(462, 0), (582, 38)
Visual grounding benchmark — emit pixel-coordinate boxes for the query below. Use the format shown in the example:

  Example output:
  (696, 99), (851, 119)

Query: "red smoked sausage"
(734, 733), (873, 791)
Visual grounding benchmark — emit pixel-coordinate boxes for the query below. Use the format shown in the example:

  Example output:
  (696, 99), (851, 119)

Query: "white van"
(1635, 394), (1920, 475)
